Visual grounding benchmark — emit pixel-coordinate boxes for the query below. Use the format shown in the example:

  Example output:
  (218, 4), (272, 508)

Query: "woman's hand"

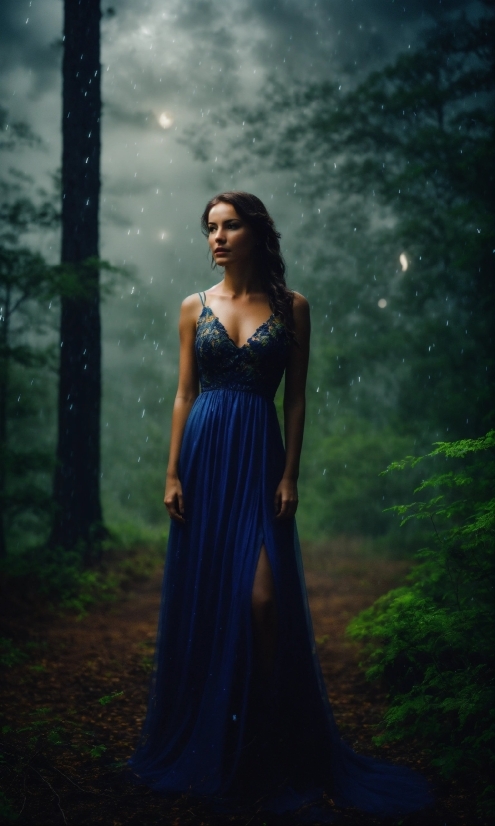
(274, 477), (298, 520)
(164, 474), (185, 524)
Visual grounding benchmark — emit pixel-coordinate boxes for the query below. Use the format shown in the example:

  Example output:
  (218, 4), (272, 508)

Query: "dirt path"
(0, 546), (483, 825)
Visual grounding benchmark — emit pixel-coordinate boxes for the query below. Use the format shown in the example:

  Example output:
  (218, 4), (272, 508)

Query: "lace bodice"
(195, 300), (290, 400)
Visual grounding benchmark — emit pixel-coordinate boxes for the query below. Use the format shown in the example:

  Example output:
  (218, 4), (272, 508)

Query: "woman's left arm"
(275, 293), (311, 520)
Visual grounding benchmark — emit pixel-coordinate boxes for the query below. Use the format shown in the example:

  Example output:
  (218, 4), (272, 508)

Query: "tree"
(51, 0), (104, 556)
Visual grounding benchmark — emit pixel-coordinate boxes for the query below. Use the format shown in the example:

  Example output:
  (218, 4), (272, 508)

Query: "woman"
(129, 192), (431, 818)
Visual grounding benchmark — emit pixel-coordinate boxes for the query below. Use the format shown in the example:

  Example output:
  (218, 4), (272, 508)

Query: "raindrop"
(378, 298), (387, 308)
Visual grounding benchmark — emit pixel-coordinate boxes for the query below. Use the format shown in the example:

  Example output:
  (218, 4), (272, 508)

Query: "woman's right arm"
(164, 295), (201, 523)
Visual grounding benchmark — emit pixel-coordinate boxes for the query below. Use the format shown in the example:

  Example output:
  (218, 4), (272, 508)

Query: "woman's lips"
(215, 248), (228, 254)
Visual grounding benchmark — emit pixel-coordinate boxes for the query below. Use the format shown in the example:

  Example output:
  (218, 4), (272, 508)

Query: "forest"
(0, 0), (493, 823)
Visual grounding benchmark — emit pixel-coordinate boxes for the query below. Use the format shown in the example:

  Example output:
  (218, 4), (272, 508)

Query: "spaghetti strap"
(198, 291), (207, 307)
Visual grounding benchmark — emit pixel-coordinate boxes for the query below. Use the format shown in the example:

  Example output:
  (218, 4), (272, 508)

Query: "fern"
(348, 431), (495, 815)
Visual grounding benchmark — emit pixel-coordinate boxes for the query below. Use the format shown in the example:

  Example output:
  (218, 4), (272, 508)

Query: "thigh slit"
(251, 544), (278, 680)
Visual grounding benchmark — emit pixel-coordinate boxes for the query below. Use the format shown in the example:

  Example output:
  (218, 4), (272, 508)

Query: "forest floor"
(0, 540), (486, 825)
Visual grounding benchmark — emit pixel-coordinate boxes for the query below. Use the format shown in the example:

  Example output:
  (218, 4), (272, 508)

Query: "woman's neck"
(221, 262), (264, 297)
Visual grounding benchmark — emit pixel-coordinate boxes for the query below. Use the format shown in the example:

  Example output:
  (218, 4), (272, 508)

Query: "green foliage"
(98, 691), (124, 706)
(0, 108), (61, 558)
(0, 638), (27, 669)
(0, 692), (123, 818)
(0, 790), (17, 823)
(2, 544), (119, 614)
(298, 417), (416, 538)
(348, 431), (495, 813)
(1, 528), (165, 617)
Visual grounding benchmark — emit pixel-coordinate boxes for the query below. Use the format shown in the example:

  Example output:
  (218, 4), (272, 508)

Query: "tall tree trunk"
(0, 287), (10, 560)
(51, 0), (104, 557)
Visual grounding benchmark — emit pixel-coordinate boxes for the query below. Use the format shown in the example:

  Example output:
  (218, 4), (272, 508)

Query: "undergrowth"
(348, 430), (495, 816)
(0, 527), (167, 820)
(0, 524), (167, 616)
(0, 692), (124, 823)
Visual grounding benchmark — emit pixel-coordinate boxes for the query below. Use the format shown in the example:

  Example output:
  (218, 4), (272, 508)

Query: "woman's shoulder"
(290, 292), (310, 341)
(181, 282), (222, 315)
(181, 292), (204, 316)
(291, 291), (310, 319)
(178, 293), (206, 333)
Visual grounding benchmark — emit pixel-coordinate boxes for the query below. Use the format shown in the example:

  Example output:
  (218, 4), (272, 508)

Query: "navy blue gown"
(129, 293), (431, 818)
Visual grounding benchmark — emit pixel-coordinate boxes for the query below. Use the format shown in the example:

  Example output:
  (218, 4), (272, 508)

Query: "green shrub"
(1, 525), (166, 615)
(348, 431), (495, 814)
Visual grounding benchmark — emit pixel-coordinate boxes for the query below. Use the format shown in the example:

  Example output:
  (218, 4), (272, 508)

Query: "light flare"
(158, 112), (174, 130)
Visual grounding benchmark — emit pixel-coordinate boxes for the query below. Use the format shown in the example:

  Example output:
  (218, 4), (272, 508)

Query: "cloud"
(0, 0), (62, 99)
(104, 101), (157, 130)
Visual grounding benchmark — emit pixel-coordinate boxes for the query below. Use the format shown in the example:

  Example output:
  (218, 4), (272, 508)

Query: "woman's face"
(207, 202), (256, 267)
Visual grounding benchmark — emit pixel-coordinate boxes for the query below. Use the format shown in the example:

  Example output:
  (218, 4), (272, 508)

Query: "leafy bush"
(0, 637), (27, 668)
(1, 526), (166, 615)
(348, 431), (495, 814)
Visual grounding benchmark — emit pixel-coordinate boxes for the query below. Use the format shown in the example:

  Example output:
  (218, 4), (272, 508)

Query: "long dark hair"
(201, 191), (295, 339)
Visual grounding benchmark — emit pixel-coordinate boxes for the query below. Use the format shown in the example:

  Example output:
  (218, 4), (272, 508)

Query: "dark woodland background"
(0, 0), (493, 822)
